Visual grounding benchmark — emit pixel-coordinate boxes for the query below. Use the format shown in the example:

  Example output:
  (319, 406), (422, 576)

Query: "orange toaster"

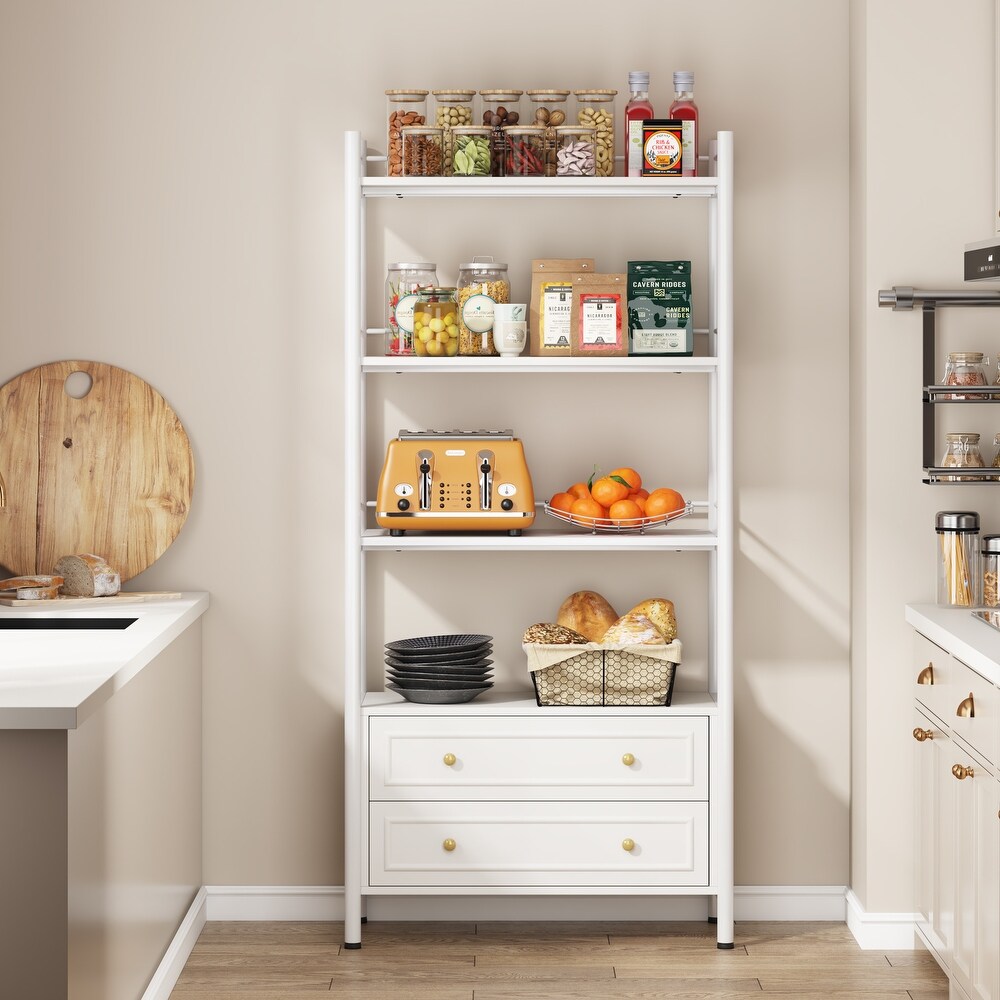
(376, 430), (536, 536)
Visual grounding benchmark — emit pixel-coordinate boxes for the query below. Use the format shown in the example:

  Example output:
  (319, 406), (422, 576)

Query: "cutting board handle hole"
(64, 371), (93, 399)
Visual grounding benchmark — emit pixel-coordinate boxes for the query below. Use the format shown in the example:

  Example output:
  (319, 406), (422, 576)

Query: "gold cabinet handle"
(952, 763), (975, 780)
(442, 753), (457, 766)
(917, 663), (934, 685)
(622, 753), (636, 767)
(956, 693), (975, 718)
(913, 727), (934, 742)
(622, 838), (635, 852)
(442, 838), (457, 852)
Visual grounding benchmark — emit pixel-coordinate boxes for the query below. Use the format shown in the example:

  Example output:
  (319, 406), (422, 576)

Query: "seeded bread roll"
(15, 585), (61, 600)
(556, 590), (619, 643)
(0, 575), (64, 591)
(627, 598), (677, 642)
(54, 554), (121, 597)
(522, 622), (589, 645)
(601, 612), (667, 646)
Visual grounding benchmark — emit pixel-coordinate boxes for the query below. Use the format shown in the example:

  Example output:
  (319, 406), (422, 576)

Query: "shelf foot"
(707, 915), (718, 924)
(717, 941), (735, 950)
(361, 916), (368, 924)
(344, 941), (362, 950)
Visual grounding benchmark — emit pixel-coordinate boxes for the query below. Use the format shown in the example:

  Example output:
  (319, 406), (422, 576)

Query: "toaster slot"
(417, 449), (434, 510)
(478, 449), (495, 511)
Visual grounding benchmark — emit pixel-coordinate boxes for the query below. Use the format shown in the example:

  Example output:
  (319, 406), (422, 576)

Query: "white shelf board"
(361, 175), (720, 200)
(363, 688), (718, 715)
(363, 355), (718, 375)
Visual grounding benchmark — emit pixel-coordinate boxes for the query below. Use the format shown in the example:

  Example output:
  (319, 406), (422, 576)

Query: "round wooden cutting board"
(0, 360), (194, 582)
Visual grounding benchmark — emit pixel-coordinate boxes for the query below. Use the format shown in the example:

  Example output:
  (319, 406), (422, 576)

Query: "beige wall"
(851, 0), (996, 913)
(0, 1), (851, 890)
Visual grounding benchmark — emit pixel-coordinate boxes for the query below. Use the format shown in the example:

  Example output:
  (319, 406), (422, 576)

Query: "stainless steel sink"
(0, 617), (137, 630)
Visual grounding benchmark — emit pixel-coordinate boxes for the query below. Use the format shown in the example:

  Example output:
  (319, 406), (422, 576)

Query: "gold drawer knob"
(952, 763), (975, 781)
(957, 693), (976, 719)
(442, 753), (457, 766)
(442, 838), (457, 852)
(917, 663), (934, 685)
(622, 753), (636, 767)
(622, 838), (635, 852)
(913, 727), (934, 742)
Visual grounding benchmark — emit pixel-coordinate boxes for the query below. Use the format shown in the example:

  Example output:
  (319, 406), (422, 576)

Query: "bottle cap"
(673, 71), (694, 88)
(628, 71), (650, 88)
(936, 511), (980, 532)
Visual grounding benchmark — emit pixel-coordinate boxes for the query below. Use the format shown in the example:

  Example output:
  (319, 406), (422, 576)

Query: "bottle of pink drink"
(624, 71), (654, 177)
(668, 71), (699, 177)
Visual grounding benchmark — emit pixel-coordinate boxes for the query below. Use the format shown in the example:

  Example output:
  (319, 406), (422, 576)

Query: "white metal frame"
(343, 130), (734, 948)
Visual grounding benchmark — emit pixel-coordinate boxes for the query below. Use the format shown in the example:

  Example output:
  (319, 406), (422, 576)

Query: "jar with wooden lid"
(502, 126), (545, 177)
(526, 90), (570, 176)
(942, 351), (989, 399)
(940, 431), (985, 480)
(432, 90), (476, 174)
(386, 90), (428, 177)
(401, 126), (444, 176)
(479, 90), (523, 176)
(456, 256), (510, 356)
(451, 126), (492, 176)
(554, 125), (597, 176)
(573, 89), (617, 176)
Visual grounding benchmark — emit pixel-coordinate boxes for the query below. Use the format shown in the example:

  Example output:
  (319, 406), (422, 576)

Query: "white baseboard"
(735, 884), (847, 921)
(140, 886), (207, 1000)
(845, 888), (919, 950)
(205, 885), (344, 921)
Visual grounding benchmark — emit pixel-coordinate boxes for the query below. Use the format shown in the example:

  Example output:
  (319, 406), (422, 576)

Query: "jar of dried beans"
(942, 351), (989, 399)
(456, 256), (510, 356)
(940, 432), (986, 481)
(386, 90), (428, 178)
(983, 534), (1000, 607)
(401, 126), (444, 176)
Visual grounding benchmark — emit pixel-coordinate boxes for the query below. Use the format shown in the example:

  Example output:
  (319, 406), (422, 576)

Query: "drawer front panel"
(369, 716), (709, 801)
(950, 658), (997, 765)
(369, 801), (709, 887)
(914, 632), (953, 723)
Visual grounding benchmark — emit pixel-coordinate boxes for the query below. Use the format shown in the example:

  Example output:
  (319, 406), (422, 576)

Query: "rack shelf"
(362, 355), (719, 375)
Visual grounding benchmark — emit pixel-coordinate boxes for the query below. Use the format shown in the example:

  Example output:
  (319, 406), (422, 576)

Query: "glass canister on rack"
(553, 125), (597, 176)
(936, 511), (981, 607)
(983, 535), (1000, 607)
(412, 287), (459, 358)
(940, 432), (986, 480)
(502, 126), (545, 177)
(451, 126), (492, 176)
(385, 90), (428, 177)
(573, 90), (617, 176)
(942, 351), (989, 399)
(385, 262), (438, 356)
(456, 256), (510, 356)
(431, 90), (476, 175)
(401, 126), (444, 176)
(479, 90), (523, 176)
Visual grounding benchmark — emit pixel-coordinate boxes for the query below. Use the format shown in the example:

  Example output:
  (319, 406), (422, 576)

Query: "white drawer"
(368, 800), (709, 887)
(950, 657), (997, 765)
(368, 716), (709, 801)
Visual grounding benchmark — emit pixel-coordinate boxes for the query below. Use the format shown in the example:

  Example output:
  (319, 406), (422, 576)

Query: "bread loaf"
(522, 622), (589, 645)
(556, 590), (619, 643)
(54, 554), (121, 597)
(601, 611), (667, 646)
(0, 575), (64, 591)
(627, 598), (677, 642)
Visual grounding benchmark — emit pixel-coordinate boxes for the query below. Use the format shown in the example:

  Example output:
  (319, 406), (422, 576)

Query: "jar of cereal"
(573, 89), (617, 176)
(456, 257), (510, 356)
(385, 90), (428, 177)
(386, 262), (438, 356)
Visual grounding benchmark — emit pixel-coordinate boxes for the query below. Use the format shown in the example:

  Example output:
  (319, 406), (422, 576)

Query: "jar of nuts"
(526, 90), (570, 177)
(385, 90), (429, 177)
(456, 257), (510, 356)
(452, 126), (492, 176)
(479, 90), (523, 176)
(573, 89), (617, 176)
(502, 126), (546, 177)
(401, 126), (444, 177)
(432, 90), (476, 175)
(554, 125), (597, 176)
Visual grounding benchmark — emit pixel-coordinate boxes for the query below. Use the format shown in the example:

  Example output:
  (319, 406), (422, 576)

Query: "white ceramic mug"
(493, 303), (527, 358)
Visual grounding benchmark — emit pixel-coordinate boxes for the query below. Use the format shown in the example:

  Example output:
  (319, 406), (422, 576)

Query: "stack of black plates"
(385, 634), (493, 704)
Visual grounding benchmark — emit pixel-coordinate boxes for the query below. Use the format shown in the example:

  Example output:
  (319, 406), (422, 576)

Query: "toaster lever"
(478, 450), (494, 510)
(417, 449), (434, 510)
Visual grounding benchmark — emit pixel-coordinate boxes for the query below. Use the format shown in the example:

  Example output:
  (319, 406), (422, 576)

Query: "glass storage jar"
(401, 126), (444, 176)
(942, 351), (989, 399)
(502, 126), (545, 177)
(940, 432), (986, 480)
(432, 90), (476, 174)
(386, 262), (438, 356)
(480, 90), (523, 176)
(526, 90), (570, 177)
(385, 90), (428, 177)
(554, 125), (597, 176)
(573, 89), (617, 176)
(451, 126), (492, 176)
(412, 287), (459, 358)
(936, 510), (981, 607)
(983, 534), (1000, 607)
(456, 256), (510, 356)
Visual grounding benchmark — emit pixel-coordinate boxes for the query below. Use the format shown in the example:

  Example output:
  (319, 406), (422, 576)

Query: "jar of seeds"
(573, 89), (617, 176)
(401, 126), (444, 176)
(942, 351), (989, 399)
(456, 256), (510, 356)
(385, 90), (428, 177)
(554, 125), (597, 176)
(432, 90), (476, 174)
(940, 432), (986, 480)
(452, 126), (492, 176)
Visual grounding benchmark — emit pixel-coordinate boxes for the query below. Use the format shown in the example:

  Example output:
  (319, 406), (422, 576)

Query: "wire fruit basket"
(543, 501), (693, 534)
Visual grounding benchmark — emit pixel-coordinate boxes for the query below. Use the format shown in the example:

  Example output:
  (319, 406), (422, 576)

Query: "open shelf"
(363, 355), (718, 375)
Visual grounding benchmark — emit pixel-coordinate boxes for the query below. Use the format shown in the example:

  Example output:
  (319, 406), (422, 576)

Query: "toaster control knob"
(397, 498), (410, 511)
(501, 498), (514, 511)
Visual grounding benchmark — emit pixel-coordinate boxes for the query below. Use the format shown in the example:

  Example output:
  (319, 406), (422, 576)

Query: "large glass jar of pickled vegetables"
(385, 262), (438, 356)
(413, 287), (459, 358)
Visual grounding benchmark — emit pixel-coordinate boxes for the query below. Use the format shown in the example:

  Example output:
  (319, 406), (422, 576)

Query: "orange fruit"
(570, 496), (608, 525)
(591, 475), (630, 508)
(645, 488), (686, 520)
(634, 488), (650, 501)
(567, 481), (591, 500)
(608, 499), (643, 524)
(631, 494), (647, 514)
(609, 467), (642, 495)
(549, 491), (576, 515)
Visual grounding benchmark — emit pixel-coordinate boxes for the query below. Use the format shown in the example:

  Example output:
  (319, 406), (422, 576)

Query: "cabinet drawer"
(369, 800), (709, 887)
(914, 632), (954, 723)
(369, 716), (709, 801)
(950, 658), (997, 765)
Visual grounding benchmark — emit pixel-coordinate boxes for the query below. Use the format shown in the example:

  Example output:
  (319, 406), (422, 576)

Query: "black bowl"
(386, 634), (493, 656)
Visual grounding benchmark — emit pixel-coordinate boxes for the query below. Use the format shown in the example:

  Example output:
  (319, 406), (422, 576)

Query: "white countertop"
(0, 592), (209, 730)
(906, 603), (1000, 686)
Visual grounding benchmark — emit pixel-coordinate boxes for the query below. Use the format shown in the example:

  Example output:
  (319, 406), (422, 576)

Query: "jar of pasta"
(456, 257), (510, 356)
(385, 90), (428, 177)
(983, 534), (1000, 607)
(573, 89), (617, 176)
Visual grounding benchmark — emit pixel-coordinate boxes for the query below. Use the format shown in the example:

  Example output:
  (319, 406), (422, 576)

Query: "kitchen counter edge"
(906, 602), (1000, 686)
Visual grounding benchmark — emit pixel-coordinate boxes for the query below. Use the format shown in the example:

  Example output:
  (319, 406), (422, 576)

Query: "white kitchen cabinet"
(343, 132), (734, 948)
(909, 611), (1000, 1000)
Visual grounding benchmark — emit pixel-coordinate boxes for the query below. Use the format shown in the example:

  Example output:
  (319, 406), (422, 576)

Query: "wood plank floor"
(168, 920), (949, 999)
